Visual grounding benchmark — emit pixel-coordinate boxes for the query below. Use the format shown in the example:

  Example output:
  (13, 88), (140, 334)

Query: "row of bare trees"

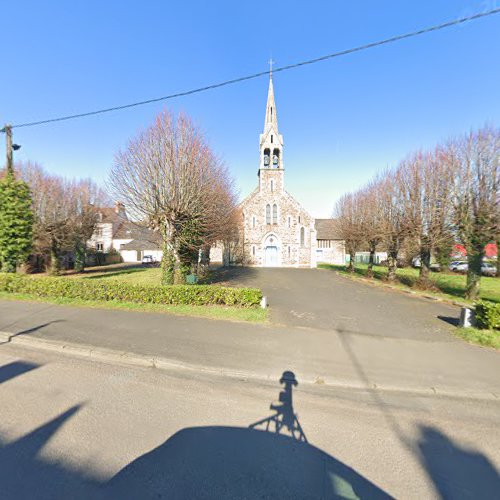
(334, 125), (499, 300)
(16, 162), (107, 274)
(109, 111), (239, 284)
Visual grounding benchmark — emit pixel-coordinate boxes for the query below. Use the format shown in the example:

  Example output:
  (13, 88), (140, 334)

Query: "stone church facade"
(239, 74), (318, 267)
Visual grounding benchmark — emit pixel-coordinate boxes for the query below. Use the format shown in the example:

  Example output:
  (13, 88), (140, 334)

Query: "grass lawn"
(456, 327), (500, 349)
(319, 263), (500, 305)
(84, 267), (162, 285)
(0, 290), (268, 323)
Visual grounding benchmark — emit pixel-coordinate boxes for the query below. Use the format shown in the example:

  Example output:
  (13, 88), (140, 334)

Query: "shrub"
(475, 301), (500, 330)
(0, 274), (262, 308)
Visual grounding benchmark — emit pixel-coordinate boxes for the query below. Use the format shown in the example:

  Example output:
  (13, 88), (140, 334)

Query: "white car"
(450, 261), (468, 272)
(142, 255), (158, 266)
(482, 262), (496, 277)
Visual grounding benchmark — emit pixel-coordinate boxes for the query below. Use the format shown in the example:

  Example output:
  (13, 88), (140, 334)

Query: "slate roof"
(99, 207), (125, 223)
(315, 219), (342, 240)
(117, 223), (162, 251)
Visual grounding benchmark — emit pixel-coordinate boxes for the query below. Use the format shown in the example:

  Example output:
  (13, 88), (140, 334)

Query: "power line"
(6, 7), (500, 131)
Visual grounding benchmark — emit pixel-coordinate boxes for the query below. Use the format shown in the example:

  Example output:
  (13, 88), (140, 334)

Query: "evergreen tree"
(0, 169), (34, 272)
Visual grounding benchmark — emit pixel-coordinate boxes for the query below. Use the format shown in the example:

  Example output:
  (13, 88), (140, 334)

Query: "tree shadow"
(0, 404), (99, 499)
(79, 264), (144, 277)
(84, 267), (148, 280)
(0, 361), (39, 384)
(207, 266), (259, 286)
(417, 425), (500, 499)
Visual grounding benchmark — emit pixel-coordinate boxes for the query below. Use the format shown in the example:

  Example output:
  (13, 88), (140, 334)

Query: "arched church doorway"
(263, 234), (279, 267)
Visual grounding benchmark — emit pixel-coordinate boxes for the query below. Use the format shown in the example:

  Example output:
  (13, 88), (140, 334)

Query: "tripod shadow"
(249, 370), (308, 443)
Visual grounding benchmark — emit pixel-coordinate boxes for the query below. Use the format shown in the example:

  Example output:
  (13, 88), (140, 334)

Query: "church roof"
(315, 219), (341, 240)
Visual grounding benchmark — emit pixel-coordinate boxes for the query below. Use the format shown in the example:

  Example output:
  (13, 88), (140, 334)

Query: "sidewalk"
(0, 299), (498, 399)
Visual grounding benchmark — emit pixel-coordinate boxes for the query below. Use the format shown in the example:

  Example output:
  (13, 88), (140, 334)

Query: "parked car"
(450, 261), (468, 272)
(412, 257), (440, 271)
(482, 262), (496, 277)
(142, 255), (159, 267)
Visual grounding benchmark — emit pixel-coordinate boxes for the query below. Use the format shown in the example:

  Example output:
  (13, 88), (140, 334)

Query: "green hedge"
(0, 274), (262, 308)
(475, 301), (500, 330)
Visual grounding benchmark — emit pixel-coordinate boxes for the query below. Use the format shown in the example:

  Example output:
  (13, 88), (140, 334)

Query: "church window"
(96, 242), (104, 252)
(270, 180), (274, 192)
(288, 246), (291, 258)
(266, 204), (271, 224)
(298, 216), (301, 223)
(288, 216), (291, 228)
(252, 246), (256, 256)
(252, 216), (256, 228)
(272, 204), (278, 225)
(271, 135), (273, 144)
(300, 227), (305, 247)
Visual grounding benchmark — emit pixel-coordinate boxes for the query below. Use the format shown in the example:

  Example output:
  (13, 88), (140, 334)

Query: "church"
(238, 72), (344, 267)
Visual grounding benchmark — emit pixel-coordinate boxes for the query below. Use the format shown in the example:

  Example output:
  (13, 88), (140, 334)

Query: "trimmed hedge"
(0, 274), (262, 308)
(475, 301), (500, 330)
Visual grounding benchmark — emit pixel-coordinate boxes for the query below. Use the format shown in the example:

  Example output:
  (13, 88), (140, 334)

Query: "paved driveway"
(212, 267), (459, 341)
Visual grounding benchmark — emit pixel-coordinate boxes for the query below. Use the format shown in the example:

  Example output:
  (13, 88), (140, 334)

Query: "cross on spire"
(268, 58), (275, 78)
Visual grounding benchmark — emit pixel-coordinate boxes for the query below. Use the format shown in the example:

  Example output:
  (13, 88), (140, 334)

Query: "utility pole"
(4, 124), (13, 174)
(2, 124), (21, 175)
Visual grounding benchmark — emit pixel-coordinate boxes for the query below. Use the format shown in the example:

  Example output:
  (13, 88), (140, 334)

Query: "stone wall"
(241, 169), (316, 267)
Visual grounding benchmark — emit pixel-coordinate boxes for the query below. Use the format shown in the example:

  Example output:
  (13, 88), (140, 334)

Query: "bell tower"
(259, 61), (284, 192)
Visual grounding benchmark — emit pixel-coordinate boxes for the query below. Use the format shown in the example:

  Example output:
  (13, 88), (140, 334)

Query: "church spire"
(264, 59), (278, 131)
(259, 60), (283, 171)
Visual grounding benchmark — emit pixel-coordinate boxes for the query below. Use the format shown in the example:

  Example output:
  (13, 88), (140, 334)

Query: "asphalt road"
(0, 344), (499, 499)
(211, 267), (460, 340)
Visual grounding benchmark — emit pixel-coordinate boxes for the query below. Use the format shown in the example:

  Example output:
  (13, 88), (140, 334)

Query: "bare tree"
(357, 180), (385, 277)
(448, 126), (499, 299)
(399, 149), (454, 284)
(333, 193), (364, 272)
(109, 111), (237, 284)
(378, 169), (407, 282)
(17, 162), (105, 274)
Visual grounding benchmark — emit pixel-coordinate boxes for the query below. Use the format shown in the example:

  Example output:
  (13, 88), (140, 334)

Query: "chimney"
(115, 202), (127, 219)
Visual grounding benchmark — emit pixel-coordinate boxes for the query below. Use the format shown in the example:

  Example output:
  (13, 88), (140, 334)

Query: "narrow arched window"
(270, 180), (274, 192)
(272, 204), (278, 225)
(288, 216), (291, 228)
(300, 227), (305, 247)
(266, 204), (271, 224)
(252, 216), (256, 228)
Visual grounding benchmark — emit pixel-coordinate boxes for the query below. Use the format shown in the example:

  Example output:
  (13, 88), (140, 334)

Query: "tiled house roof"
(315, 219), (341, 240)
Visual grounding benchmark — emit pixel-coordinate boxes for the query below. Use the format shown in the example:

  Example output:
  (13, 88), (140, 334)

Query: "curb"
(1, 331), (497, 402)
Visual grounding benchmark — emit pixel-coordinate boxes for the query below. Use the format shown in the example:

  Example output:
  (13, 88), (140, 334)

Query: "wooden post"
(4, 124), (13, 174)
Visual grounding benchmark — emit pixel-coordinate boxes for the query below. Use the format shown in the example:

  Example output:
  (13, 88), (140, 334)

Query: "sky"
(1, 1), (499, 217)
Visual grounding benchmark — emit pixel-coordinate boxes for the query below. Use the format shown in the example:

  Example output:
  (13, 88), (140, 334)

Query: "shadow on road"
(0, 368), (498, 499)
(207, 266), (259, 286)
(437, 315), (460, 327)
(249, 370), (308, 442)
(0, 361), (39, 384)
(418, 425), (500, 499)
(0, 320), (64, 345)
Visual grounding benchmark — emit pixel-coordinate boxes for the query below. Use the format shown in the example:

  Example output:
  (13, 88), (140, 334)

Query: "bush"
(475, 301), (500, 330)
(0, 274), (262, 308)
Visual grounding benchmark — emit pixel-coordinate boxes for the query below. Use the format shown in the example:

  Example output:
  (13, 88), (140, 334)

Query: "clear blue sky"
(2, 1), (499, 217)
